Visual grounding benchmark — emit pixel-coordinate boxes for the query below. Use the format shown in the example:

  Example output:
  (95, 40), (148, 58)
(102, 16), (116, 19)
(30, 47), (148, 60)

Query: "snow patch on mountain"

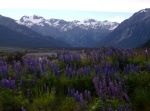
(139, 8), (149, 13)
(17, 15), (45, 27)
(17, 15), (119, 31)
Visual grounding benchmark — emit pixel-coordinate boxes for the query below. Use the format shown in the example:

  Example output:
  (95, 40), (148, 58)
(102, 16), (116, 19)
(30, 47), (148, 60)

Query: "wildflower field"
(0, 47), (150, 111)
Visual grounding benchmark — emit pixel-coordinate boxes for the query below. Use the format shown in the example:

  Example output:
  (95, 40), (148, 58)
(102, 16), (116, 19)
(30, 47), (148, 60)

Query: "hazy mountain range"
(0, 8), (150, 48)
(0, 15), (71, 48)
(17, 16), (118, 47)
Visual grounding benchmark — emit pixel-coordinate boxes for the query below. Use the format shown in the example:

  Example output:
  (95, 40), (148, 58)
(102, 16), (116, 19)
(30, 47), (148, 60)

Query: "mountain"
(0, 24), (72, 48)
(0, 15), (41, 37)
(0, 24), (51, 47)
(99, 8), (150, 48)
(0, 15), (70, 48)
(17, 15), (119, 47)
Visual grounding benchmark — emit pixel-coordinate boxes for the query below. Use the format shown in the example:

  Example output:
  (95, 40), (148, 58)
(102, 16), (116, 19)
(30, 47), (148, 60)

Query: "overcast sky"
(0, 0), (149, 22)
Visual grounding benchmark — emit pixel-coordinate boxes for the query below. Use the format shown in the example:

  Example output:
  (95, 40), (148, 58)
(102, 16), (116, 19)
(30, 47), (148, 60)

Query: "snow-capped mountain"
(0, 15), (70, 48)
(17, 15), (119, 47)
(17, 15), (118, 31)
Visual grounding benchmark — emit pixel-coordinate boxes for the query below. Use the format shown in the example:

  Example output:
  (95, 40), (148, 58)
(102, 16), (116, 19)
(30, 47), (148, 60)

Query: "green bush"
(133, 87), (150, 111)
(0, 89), (28, 111)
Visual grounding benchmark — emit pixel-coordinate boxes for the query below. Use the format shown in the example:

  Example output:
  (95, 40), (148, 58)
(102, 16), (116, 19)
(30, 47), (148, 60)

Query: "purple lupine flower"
(104, 68), (108, 79)
(108, 106), (113, 111)
(55, 66), (60, 77)
(74, 63), (77, 71)
(1, 78), (6, 87)
(74, 91), (80, 102)
(27, 89), (30, 100)
(107, 87), (111, 98)
(145, 49), (148, 61)
(5, 79), (9, 88)
(39, 64), (43, 79)
(102, 93), (106, 102)
(65, 65), (69, 77)
(73, 71), (76, 77)
(42, 64), (46, 72)
(102, 77), (106, 91)
(118, 105), (122, 111)
(93, 77), (100, 95)
(99, 89), (103, 97)
(92, 60), (95, 68)
(116, 62), (120, 71)
(102, 105), (105, 111)
(124, 105), (129, 111)
(87, 91), (92, 100)
(24, 69), (27, 77)
(114, 86), (119, 98)
(79, 93), (88, 110)
(87, 66), (90, 76)
(146, 63), (150, 72)
(109, 81), (115, 96)
(69, 67), (72, 77)
(10, 80), (16, 90)
(119, 82), (123, 91)
(0, 65), (9, 76)
(21, 106), (26, 111)
(1, 78), (16, 90)
(77, 105), (81, 111)
(14, 61), (22, 79)
(124, 92), (130, 102)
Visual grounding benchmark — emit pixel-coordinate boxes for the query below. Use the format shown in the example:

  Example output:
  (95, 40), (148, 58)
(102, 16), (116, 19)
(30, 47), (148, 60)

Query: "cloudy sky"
(0, 0), (149, 22)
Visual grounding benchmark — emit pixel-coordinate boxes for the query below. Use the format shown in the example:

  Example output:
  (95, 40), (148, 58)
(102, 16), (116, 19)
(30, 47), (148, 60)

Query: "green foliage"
(0, 89), (28, 111)
(31, 88), (56, 111)
(126, 71), (150, 111)
(80, 58), (91, 67)
(90, 97), (123, 111)
(6, 51), (25, 64)
(133, 87), (150, 111)
(58, 97), (79, 111)
(68, 76), (95, 93)
(126, 71), (150, 95)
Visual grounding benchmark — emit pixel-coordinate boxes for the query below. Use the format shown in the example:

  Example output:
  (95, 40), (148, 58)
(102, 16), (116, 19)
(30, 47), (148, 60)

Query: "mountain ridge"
(0, 15), (71, 48)
(17, 15), (119, 47)
(98, 8), (150, 48)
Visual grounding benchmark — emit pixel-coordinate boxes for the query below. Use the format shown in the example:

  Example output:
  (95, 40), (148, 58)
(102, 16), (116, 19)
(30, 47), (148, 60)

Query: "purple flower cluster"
(48, 60), (60, 77)
(1, 77), (16, 90)
(101, 105), (131, 111)
(21, 106), (26, 111)
(65, 64), (90, 78)
(93, 77), (130, 103)
(146, 63), (150, 73)
(0, 59), (8, 76)
(78, 66), (90, 76)
(68, 87), (91, 110)
(123, 63), (141, 75)
(14, 61), (22, 79)
(60, 51), (81, 63)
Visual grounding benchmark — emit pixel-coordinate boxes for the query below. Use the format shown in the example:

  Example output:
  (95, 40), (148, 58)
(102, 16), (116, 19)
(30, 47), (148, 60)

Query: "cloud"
(0, 0), (149, 13)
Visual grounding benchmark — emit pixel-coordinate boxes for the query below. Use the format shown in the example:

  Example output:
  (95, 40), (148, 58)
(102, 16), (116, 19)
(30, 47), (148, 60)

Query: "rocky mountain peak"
(138, 8), (150, 13)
